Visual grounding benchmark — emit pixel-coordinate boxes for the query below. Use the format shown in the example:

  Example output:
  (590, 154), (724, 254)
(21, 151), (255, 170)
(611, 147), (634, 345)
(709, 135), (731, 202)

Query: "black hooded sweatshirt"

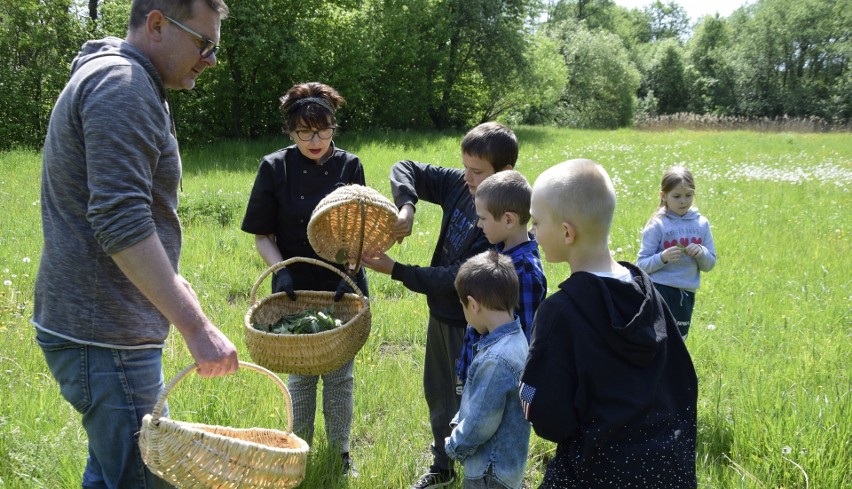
(520, 262), (697, 488)
(388, 160), (491, 326)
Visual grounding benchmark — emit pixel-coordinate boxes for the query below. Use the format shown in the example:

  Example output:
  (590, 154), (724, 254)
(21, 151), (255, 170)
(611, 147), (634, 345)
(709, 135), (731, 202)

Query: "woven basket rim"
(144, 416), (310, 454)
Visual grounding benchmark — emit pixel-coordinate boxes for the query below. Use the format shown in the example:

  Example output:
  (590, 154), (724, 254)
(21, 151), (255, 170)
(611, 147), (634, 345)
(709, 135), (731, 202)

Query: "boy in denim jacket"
(446, 250), (531, 489)
(456, 170), (546, 385)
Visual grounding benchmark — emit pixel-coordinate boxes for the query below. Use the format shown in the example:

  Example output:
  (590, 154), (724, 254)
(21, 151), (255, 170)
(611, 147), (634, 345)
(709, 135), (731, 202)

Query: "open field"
(1, 127), (850, 488)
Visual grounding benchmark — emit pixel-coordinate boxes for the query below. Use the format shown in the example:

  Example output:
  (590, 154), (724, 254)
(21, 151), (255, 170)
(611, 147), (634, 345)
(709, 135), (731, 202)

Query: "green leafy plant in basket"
(253, 306), (343, 335)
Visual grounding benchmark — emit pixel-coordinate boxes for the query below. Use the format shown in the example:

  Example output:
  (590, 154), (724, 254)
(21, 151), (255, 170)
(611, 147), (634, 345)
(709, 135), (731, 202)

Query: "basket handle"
(249, 256), (367, 305)
(347, 198), (367, 275)
(150, 361), (294, 433)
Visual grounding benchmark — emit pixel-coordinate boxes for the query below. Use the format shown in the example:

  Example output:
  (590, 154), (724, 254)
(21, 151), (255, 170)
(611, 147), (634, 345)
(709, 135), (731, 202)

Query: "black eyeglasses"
(293, 127), (336, 141)
(163, 14), (219, 58)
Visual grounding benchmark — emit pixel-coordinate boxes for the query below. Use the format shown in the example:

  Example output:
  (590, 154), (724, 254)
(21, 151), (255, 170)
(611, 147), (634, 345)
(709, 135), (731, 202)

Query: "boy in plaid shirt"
(457, 170), (547, 384)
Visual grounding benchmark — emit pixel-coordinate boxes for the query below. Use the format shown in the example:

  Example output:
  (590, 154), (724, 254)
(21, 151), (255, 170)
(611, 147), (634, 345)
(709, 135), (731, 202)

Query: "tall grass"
(1, 127), (849, 488)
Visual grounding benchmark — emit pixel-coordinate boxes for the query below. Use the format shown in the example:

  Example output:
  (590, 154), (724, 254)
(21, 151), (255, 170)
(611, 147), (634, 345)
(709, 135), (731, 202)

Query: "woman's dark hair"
(279, 82), (346, 133)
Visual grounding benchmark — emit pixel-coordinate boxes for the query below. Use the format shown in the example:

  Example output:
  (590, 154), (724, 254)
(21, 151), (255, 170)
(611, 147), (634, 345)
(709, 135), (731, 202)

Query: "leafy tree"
(543, 0), (618, 31)
(728, 0), (850, 120)
(644, 39), (688, 114)
(609, 4), (653, 46)
(483, 32), (567, 123)
(545, 19), (640, 128)
(0, 0), (86, 149)
(644, 0), (689, 43)
(422, 0), (539, 129)
(686, 14), (736, 114)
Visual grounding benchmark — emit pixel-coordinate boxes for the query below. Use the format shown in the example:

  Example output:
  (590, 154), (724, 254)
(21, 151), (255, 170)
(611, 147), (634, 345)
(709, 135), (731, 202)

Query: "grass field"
(1, 126), (850, 488)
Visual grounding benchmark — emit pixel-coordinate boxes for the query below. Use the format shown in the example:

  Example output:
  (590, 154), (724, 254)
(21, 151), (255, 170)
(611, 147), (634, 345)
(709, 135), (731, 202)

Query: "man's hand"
(393, 204), (415, 244)
(360, 252), (396, 275)
(184, 322), (239, 378)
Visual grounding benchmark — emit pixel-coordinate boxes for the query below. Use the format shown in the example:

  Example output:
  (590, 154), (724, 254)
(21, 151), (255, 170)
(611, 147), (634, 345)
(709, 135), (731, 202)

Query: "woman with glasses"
(241, 82), (366, 477)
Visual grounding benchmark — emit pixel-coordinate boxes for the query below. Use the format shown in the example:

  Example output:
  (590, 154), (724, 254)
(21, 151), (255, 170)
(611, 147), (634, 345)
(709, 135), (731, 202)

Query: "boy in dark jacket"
(520, 159), (698, 488)
(361, 122), (518, 489)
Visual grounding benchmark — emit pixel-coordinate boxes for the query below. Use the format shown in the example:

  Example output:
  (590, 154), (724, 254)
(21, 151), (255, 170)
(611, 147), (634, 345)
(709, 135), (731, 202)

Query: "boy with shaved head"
(519, 159), (698, 488)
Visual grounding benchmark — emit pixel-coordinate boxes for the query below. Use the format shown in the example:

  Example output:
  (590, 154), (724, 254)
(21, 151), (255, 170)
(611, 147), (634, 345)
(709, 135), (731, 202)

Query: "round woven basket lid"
(308, 184), (398, 267)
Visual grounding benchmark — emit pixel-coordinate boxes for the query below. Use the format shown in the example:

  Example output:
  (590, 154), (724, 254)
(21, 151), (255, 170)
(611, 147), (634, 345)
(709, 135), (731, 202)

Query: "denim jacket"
(446, 318), (531, 489)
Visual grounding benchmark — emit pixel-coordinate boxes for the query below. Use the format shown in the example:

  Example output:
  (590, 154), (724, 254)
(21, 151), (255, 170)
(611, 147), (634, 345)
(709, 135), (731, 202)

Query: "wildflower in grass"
(23, 257), (31, 263)
(3, 280), (11, 287)
(782, 446), (792, 455)
(707, 324), (716, 331)
(616, 247), (623, 253)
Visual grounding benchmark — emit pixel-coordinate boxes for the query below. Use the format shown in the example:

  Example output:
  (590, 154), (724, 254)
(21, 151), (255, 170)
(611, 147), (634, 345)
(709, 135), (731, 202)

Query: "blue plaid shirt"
(456, 237), (547, 383)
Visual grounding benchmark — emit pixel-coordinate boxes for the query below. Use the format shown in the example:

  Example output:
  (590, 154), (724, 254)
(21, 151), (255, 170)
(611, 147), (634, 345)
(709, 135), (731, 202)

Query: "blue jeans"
(36, 329), (174, 489)
(465, 464), (511, 489)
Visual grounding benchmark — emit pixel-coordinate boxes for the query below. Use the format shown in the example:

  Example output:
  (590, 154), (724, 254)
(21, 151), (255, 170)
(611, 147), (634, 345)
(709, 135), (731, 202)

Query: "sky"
(611, 0), (749, 22)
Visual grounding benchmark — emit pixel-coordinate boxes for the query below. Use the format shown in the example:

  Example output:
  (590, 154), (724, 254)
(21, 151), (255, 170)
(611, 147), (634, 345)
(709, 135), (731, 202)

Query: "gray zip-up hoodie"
(636, 208), (716, 291)
(32, 37), (181, 347)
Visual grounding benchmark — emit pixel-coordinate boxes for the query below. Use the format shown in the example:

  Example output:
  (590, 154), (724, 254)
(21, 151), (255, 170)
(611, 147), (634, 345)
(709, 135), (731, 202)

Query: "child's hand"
(684, 243), (703, 257)
(393, 204), (415, 244)
(661, 247), (682, 264)
(361, 252), (396, 275)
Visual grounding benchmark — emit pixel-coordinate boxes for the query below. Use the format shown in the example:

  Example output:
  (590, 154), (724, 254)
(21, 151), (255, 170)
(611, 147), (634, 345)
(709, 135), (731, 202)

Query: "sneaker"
(410, 466), (455, 489)
(341, 452), (359, 478)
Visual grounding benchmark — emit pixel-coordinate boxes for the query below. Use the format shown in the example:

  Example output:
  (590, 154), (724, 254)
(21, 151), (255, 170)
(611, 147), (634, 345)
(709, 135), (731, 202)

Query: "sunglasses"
(163, 14), (219, 59)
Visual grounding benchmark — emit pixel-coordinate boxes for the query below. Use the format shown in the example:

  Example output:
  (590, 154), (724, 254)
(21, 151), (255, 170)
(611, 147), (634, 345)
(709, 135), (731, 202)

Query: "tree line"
(0, 0), (848, 150)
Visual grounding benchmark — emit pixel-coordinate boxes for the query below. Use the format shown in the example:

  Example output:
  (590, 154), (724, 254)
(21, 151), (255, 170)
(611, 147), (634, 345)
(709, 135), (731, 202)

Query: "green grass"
(1, 127), (850, 488)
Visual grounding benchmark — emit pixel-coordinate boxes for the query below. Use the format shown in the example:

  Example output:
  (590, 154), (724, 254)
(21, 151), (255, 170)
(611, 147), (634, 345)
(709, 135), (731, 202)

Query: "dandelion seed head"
(707, 324), (716, 331)
(3, 280), (11, 287)
(23, 257), (31, 263)
(781, 446), (792, 455)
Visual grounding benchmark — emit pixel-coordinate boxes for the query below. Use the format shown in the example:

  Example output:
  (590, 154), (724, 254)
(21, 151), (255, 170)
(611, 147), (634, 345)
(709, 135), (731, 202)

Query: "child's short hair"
(461, 122), (518, 172)
(535, 159), (616, 240)
(455, 250), (519, 313)
(475, 170), (532, 224)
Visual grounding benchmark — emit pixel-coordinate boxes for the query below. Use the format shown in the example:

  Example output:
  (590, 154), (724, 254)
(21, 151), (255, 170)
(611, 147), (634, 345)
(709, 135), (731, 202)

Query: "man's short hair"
(475, 170), (532, 224)
(130, 0), (229, 29)
(461, 122), (518, 172)
(455, 250), (518, 313)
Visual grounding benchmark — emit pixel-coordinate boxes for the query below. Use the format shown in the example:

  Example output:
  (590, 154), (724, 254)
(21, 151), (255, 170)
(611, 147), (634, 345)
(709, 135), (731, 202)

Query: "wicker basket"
(244, 257), (371, 375)
(139, 362), (309, 489)
(307, 184), (398, 271)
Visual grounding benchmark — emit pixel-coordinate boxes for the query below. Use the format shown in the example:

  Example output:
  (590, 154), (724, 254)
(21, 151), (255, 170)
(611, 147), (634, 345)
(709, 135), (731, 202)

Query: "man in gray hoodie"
(32, 1), (237, 487)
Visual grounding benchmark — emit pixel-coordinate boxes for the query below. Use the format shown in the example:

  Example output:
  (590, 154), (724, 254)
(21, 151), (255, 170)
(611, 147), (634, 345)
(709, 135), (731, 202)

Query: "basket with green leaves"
(244, 257), (371, 375)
